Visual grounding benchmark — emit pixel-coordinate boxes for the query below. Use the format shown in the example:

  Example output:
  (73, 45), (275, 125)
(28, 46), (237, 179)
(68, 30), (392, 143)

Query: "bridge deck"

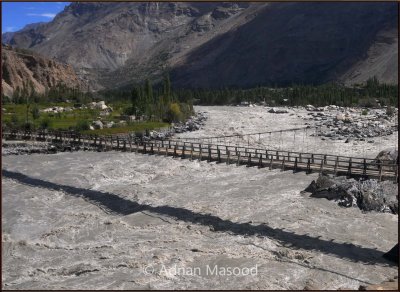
(3, 130), (398, 182)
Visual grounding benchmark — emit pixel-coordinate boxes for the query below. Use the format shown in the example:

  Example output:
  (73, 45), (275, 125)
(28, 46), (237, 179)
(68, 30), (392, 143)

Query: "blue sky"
(2, 2), (70, 33)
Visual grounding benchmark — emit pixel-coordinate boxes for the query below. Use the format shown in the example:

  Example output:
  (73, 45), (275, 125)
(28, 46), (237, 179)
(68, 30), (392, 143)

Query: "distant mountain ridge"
(2, 22), (46, 44)
(3, 2), (398, 90)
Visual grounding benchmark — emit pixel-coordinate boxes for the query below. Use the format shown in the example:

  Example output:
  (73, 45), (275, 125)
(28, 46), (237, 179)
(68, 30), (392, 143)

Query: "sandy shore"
(2, 106), (398, 289)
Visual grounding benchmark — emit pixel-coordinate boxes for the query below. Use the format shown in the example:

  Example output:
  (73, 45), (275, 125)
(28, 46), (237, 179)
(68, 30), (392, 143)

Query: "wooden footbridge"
(3, 130), (398, 182)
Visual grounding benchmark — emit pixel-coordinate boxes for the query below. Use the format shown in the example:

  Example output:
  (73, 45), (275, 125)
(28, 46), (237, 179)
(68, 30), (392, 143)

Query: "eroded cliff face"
(4, 2), (398, 90)
(1, 45), (82, 97)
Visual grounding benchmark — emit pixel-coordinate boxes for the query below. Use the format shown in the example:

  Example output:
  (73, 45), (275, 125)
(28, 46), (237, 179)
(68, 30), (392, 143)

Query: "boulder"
(335, 114), (345, 121)
(375, 148), (398, 163)
(303, 174), (398, 214)
(305, 105), (316, 111)
(92, 120), (103, 129)
(268, 108), (288, 114)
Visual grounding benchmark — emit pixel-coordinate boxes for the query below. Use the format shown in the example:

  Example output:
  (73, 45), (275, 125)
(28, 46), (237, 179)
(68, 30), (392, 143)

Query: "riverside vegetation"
(2, 76), (397, 136)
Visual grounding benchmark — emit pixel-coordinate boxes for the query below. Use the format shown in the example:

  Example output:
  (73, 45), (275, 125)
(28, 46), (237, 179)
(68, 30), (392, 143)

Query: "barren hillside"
(1, 45), (82, 97)
(4, 2), (398, 89)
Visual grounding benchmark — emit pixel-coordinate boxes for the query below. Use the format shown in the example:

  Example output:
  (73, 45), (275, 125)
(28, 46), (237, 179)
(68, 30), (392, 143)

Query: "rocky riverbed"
(304, 106), (398, 143)
(2, 140), (98, 156)
(175, 106), (398, 158)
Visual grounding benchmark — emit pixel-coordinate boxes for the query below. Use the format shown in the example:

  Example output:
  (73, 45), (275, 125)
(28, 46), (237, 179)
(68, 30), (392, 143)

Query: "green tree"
(166, 102), (182, 122)
(31, 105), (40, 120)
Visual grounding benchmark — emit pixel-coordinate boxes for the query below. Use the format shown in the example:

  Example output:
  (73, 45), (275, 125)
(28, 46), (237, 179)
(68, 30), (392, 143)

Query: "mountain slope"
(2, 22), (46, 44)
(6, 2), (265, 89)
(5, 2), (398, 89)
(171, 2), (398, 88)
(1, 45), (83, 97)
(339, 28), (398, 85)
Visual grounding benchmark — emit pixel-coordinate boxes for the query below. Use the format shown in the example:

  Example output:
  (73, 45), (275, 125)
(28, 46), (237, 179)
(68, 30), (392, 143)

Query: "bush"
(11, 114), (19, 128)
(23, 121), (34, 131)
(166, 103), (182, 122)
(386, 106), (395, 117)
(358, 98), (378, 108)
(123, 106), (135, 116)
(361, 109), (369, 115)
(31, 106), (40, 120)
(75, 120), (90, 131)
(40, 117), (53, 129)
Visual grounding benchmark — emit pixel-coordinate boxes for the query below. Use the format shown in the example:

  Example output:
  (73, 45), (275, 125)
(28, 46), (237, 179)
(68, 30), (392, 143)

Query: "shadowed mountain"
(171, 2), (398, 88)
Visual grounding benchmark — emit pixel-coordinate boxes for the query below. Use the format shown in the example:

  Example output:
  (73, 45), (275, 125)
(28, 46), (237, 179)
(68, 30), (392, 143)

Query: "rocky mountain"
(2, 22), (46, 44)
(4, 2), (398, 90)
(1, 45), (83, 97)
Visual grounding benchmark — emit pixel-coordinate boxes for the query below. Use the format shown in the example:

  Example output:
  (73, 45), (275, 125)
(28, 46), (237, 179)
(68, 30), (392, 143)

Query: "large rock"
(268, 108), (288, 114)
(374, 148), (398, 172)
(92, 120), (103, 129)
(303, 174), (398, 214)
(305, 105), (316, 111)
(375, 148), (398, 163)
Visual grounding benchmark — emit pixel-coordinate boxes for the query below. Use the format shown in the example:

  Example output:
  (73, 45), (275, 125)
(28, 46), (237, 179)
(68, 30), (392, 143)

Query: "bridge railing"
(3, 130), (398, 181)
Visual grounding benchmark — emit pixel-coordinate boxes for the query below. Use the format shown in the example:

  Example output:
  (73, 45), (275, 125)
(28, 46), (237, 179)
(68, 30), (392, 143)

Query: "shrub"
(31, 106), (40, 120)
(386, 106), (395, 117)
(11, 114), (19, 128)
(358, 98), (378, 108)
(75, 119), (90, 131)
(361, 109), (369, 115)
(40, 117), (53, 129)
(166, 103), (182, 122)
(23, 121), (34, 131)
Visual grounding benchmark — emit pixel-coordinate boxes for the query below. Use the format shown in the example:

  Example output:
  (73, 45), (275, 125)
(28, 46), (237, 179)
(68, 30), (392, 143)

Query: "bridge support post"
(237, 152), (241, 166)
(294, 157), (298, 173)
(199, 144), (202, 161)
(319, 160), (324, 174)
(281, 157), (285, 171)
(208, 146), (211, 162)
(269, 157), (273, 170)
(227, 150), (230, 165)
(217, 149), (221, 163)
(258, 154), (263, 168)
(363, 159), (367, 178)
(347, 158), (352, 177)
(247, 153), (251, 167)
(307, 158), (311, 174)
(334, 157), (339, 176)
